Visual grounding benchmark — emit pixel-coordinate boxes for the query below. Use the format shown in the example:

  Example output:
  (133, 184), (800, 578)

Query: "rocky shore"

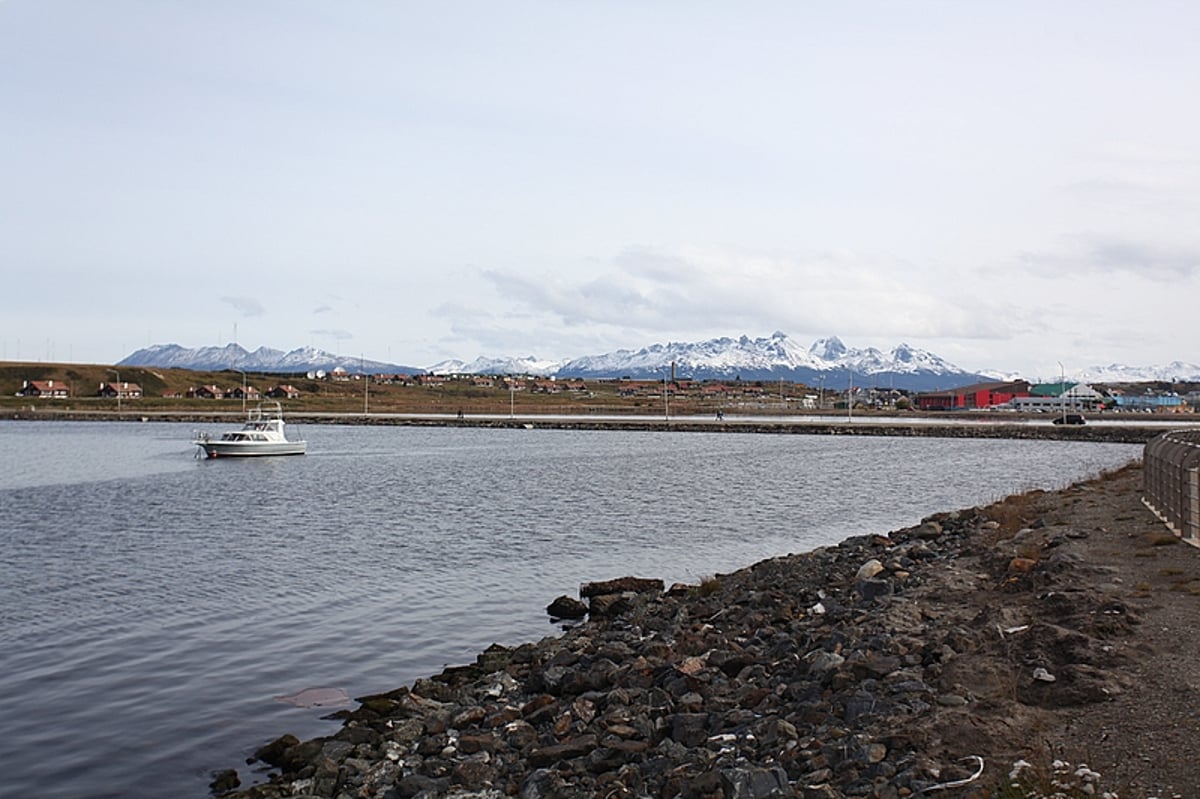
(215, 461), (1199, 798)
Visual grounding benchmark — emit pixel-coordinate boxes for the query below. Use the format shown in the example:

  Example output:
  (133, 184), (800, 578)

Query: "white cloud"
(1020, 236), (1200, 281)
(220, 296), (265, 317)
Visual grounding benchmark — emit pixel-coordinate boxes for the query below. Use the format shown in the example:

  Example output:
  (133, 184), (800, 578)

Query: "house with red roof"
(16, 379), (70, 398)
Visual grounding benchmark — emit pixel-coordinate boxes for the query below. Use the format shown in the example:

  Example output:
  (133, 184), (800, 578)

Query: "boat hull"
(195, 441), (307, 458)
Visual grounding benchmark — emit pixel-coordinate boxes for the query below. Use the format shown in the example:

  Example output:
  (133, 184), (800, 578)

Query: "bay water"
(0, 420), (1141, 797)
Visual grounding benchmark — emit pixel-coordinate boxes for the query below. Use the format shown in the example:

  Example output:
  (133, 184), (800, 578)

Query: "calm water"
(0, 420), (1141, 798)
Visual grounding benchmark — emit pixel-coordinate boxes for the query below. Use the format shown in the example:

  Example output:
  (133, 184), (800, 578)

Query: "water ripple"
(0, 421), (1140, 798)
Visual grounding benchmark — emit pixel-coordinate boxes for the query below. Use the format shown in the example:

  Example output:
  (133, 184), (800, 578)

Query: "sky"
(3, 1), (1198, 380)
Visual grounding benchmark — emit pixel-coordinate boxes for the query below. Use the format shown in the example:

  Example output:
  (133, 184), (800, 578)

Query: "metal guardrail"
(1144, 429), (1200, 545)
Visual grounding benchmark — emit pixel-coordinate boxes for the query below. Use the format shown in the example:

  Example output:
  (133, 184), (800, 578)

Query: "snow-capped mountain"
(1077, 361), (1200, 383)
(118, 343), (422, 375)
(550, 333), (985, 390)
(117, 333), (991, 389)
(427, 355), (565, 377)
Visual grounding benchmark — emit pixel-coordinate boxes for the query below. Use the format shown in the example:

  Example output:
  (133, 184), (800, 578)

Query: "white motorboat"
(193, 401), (306, 458)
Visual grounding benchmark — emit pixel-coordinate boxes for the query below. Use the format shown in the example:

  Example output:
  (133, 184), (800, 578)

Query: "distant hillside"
(118, 343), (421, 375)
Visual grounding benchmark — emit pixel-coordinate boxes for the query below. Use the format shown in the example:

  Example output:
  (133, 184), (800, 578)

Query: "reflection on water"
(0, 420), (1141, 798)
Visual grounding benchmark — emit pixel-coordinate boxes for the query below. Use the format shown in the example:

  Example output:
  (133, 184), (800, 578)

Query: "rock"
(208, 768), (239, 794)
(915, 521), (943, 540)
(252, 733), (299, 768)
(857, 559), (885, 580)
(527, 734), (598, 767)
(720, 764), (790, 798)
(668, 713), (710, 747)
(392, 773), (452, 798)
(806, 650), (846, 675)
(580, 577), (664, 597)
(1033, 667), (1057, 682)
(546, 595), (588, 619)
(856, 578), (893, 603)
(588, 593), (631, 617)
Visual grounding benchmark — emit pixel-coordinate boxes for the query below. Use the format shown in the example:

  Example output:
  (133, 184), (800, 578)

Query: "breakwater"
(3, 407), (1172, 444)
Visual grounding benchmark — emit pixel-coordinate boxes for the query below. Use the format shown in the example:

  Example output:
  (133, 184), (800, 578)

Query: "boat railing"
(245, 400), (286, 423)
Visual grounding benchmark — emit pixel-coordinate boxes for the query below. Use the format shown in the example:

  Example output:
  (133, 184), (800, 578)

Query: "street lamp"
(847, 371), (854, 422)
(106, 369), (121, 414)
(662, 369), (670, 421)
(1058, 361), (1066, 423)
(236, 369), (247, 413)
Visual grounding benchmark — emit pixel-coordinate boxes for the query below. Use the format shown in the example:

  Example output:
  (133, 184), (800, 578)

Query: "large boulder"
(546, 595), (588, 619)
(580, 576), (663, 597)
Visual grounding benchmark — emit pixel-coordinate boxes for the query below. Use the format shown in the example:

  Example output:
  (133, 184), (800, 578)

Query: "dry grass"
(982, 491), (1044, 540)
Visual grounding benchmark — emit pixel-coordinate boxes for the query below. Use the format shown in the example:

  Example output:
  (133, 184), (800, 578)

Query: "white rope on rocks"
(925, 756), (985, 791)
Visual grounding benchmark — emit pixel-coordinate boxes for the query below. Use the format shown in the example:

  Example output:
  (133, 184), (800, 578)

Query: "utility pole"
(107, 369), (121, 414)
(1058, 361), (1066, 423)
(847, 372), (853, 422)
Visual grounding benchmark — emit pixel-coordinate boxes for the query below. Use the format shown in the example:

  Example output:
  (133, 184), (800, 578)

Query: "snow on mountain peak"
(809, 336), (847, 361)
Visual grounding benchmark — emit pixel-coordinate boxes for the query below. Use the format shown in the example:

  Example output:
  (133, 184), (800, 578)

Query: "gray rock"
(720, 764), (790, 798)
(580, 576), (664, 597)
(546, 595), (588, 619)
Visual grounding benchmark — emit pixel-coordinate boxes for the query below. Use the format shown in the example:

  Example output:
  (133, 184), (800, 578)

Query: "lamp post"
(1058, 361), (1066, 423)
(107, 369), (121, 414)
(662, 369), (670, 421)
(847, 371), (854, 422)
(237, 369), (247, 413)
(510, 381), (515, 419)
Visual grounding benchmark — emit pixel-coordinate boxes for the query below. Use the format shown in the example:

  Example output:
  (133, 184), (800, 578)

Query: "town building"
(15, 379), (70, 398)
(1008, 383), (1106, 412)
(98, 381), (143, 399)
(915, 380), (1031, 411)
(267, 385), (302, 399)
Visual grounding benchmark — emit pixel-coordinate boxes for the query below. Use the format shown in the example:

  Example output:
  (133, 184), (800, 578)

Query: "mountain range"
(426, 333), (988, 391)
(118, 333), (1200, 392)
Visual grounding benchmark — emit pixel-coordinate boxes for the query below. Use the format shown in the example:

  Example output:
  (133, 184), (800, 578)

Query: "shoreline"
(213, 458), (1200, 798)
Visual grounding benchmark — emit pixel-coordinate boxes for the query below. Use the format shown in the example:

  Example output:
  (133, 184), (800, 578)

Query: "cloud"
(309, 328), (353, 341)
(220, 296), (265, 316)
(477, 246), (1020, 348)
(1088, 240), (1200, 279)
(1020, 235), (1200, 281)
(313, 304), (334, 314)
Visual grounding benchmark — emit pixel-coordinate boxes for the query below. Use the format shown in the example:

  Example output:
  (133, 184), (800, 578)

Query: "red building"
(915, 380), (1031, 411)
